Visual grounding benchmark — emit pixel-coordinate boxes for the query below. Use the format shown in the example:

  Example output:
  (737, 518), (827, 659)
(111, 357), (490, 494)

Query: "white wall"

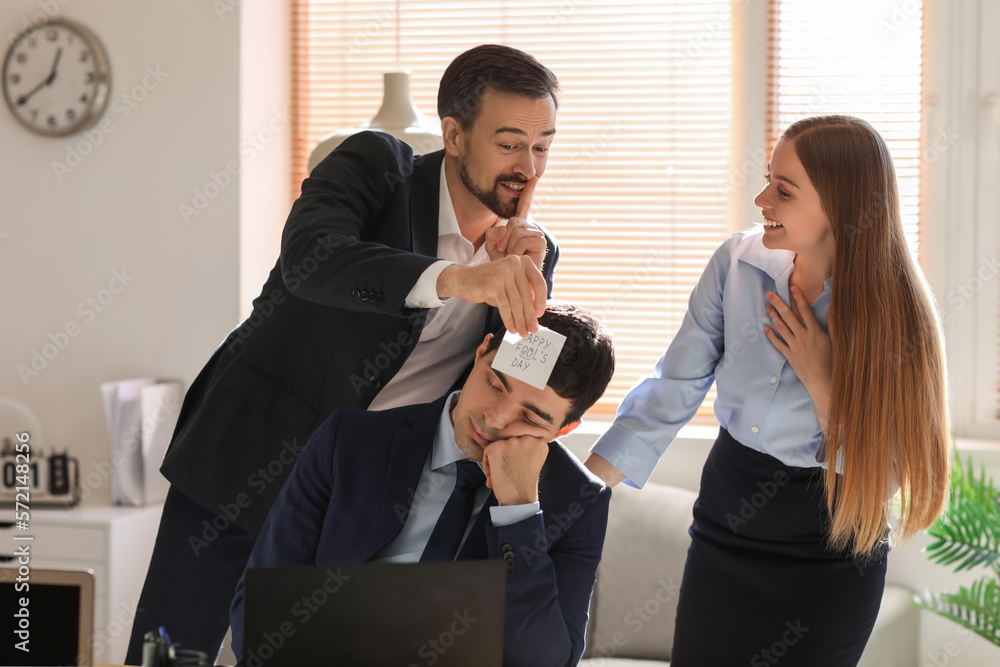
(0, 0), (288, 507)
(239, 0), (291, 316)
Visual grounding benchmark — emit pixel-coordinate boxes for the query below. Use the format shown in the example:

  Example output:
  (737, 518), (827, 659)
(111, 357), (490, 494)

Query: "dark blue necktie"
(421, 460), (486, 561)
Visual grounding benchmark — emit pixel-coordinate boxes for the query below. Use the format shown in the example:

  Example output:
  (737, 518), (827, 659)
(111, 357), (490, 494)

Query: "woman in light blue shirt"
(586, 116), (950, 666)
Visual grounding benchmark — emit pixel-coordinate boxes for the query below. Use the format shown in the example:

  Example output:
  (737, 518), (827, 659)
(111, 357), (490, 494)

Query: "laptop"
(243, 561), (505, 667)
(0, 567), (95, 666)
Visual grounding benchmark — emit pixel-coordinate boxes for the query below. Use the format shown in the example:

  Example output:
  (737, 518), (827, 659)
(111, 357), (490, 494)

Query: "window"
(291, 0), (999, 438)
(293, 0), (734, 416)
(768, 0), (923, 250)
(922, 0), (1000, 439)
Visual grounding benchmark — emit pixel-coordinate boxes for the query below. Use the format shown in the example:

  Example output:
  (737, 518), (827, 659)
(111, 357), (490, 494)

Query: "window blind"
(767, 0), (924, 250)
(292, 0), (735, 416)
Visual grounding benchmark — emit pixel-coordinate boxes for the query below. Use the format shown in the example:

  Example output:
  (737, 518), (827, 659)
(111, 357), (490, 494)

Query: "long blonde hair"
(783, 115), (951, 556)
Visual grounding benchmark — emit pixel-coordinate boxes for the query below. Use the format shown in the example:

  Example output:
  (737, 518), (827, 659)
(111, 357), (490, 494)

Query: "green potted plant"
(915, 455), (1000, 647)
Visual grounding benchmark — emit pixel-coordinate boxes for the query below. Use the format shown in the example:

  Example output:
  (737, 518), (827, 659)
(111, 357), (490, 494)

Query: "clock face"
(2, 19), (110, 137)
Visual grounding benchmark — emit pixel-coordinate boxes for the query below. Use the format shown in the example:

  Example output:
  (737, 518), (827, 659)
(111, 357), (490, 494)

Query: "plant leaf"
(922, 455), (1000, 573)
(913, 578), (1000, 647)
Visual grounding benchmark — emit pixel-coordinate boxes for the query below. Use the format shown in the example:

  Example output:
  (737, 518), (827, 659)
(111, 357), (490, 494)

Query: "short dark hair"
(486, 301), (615, 426)
(437, 44), (559, 130)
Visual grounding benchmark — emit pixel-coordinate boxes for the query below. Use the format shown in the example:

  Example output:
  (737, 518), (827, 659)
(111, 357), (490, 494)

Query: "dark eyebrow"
(493, 127), (557, 138)
(493, 369), (512, 392)
(775, 174), (799, 189)
(493, 370), (555, 425)
(523, 402), (555, 426)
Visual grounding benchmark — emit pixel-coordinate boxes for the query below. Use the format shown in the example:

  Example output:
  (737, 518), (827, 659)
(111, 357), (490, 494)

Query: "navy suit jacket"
(230, 395), (611, 667)
(160, 131), (558, 535)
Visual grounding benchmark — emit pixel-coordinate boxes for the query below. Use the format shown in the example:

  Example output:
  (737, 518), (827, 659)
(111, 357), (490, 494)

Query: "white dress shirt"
(367, 162), (505, 411)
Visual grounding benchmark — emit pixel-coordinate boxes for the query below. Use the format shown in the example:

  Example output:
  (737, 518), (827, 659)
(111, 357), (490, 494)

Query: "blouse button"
(751, 425), (759, 434)
(769, 375), (778, 384)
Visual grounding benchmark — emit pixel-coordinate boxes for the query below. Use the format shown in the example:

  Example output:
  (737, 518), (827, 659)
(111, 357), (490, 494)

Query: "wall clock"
(2, 18), (111, 137)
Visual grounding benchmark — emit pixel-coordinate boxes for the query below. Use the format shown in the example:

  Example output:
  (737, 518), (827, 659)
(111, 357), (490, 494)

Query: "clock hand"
(46, 47), (63, 85)
(15, 47), (63, 106)
(15, 79), (47, 106)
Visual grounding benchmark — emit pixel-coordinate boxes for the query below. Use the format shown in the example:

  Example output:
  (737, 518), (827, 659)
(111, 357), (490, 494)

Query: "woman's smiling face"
(753, 137), (834, 257)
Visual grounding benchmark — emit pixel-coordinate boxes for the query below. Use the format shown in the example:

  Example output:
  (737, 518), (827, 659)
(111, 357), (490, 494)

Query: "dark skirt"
(670, 428), (887, 667)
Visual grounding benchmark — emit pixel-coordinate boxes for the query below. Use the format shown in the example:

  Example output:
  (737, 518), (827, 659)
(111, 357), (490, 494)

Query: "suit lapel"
(331, 428), (424, 563)
(371, 398), (447, 556)
(379, 425), (431, 534)
(410, 150), (444, 259)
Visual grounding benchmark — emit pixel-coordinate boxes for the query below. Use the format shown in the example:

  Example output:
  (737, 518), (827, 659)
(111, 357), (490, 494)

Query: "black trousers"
(670, 428), (888, 667)
(125, 485), (257, 665)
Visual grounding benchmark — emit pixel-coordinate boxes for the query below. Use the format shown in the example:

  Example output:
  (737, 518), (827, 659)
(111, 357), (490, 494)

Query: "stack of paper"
(100, 379), (183, 506)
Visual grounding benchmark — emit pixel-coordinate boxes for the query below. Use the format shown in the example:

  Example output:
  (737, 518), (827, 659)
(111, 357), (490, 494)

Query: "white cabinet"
(0, 503), (163, 664)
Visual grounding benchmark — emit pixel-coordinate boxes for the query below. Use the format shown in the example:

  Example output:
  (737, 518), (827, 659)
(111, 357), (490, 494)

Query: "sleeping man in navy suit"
(230, 302), (616, 667)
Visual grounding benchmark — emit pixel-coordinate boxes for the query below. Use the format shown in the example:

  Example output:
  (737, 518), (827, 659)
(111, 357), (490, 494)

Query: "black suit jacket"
(160, 131), (559, 534)
(229, 396), (611, 667)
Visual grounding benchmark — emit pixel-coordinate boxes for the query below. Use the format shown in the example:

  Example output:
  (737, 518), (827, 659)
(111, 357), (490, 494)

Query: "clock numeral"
(80, 50), (89, 63)
(9, 73), (20, 85)
(16, 52), (27, 64)
(45, 29), (58, 42)
(85, 71), (95, 84)
(80, 93), (89, 103)
(67, 34), (74, 45)
(27, 37), (37, 49)
(47, 115), (57, 129)
(66, 108), (76, 122)
(29, 109), (38, 122)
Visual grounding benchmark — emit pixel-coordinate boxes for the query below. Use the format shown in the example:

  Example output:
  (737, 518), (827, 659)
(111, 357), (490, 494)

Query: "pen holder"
(141, 630), (208, 667)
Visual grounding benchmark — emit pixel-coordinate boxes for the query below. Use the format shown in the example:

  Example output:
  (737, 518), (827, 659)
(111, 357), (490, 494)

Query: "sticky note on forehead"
(490, 326), (567, 390)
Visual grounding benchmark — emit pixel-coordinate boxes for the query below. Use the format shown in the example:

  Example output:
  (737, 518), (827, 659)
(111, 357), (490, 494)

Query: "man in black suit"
(230, 303), (615, 667)
(126, 44), (561, 664)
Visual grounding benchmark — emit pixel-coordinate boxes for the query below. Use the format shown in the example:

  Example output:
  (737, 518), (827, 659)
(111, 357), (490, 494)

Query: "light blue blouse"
(591, 229), (832, 488)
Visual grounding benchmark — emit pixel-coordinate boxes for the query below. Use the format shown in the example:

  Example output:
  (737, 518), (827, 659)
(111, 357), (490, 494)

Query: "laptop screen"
(244, 561), (505, 667)
(0, 568), (94, 667)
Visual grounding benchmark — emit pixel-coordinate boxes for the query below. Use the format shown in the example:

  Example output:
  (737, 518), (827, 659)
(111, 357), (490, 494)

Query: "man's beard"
(460, 164), (524, 219)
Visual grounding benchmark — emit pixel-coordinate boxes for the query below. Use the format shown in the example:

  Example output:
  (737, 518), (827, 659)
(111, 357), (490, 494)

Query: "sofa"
(579, 482), (919, 666)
